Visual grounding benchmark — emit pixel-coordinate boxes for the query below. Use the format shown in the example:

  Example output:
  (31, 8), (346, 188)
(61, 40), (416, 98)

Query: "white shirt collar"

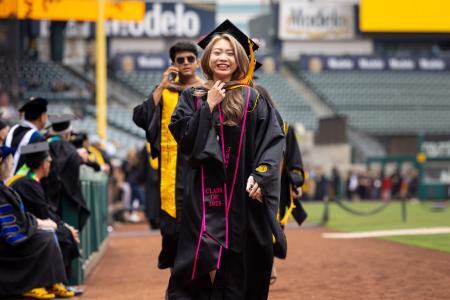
(20, 120), (39, 131)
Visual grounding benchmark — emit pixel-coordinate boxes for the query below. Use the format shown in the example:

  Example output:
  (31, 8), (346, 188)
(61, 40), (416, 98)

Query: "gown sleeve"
(132, 89), (161, 158)
(0, 188), (37, 246)
(60, 150), (90, 229)
(250, 93), (285, 211)
(169, 89), (223, 166)
(285, 124), (305, 188)
(12, 178), (55, 221)
(247, 91), (287, 258)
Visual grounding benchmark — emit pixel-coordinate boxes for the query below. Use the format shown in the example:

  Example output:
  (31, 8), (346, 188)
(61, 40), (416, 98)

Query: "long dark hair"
(200, 34), (250, 126)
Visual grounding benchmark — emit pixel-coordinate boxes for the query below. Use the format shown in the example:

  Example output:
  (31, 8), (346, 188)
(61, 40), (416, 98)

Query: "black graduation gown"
(280, 124), (307, 226)
(44, 138), (90, 230)
(133, 90), (191, 269)
(12, 176), (80, 274)
(0, 184), (66, 297)
(133, 91), (190, 220)
(140, 145), (161, 228)
(168, 87), (285, 300)
(133, 95), (160, 156)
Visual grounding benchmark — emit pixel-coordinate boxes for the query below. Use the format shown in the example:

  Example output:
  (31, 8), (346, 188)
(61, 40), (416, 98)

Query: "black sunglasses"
(175, 56), (196, 64)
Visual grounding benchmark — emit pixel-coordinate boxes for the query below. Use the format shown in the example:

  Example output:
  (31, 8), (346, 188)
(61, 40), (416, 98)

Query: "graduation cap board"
(21, 142), (50, 168)
(18, 97), (48, 113)
(20, 142), (49, 155)
(198, 19), (260, 55)
(49, 114), (75, 132)
(198, 19), (261, 85)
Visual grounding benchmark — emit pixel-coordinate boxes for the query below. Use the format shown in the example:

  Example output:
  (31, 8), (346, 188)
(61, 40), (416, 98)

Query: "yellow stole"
(6, 174), (25, 187)
(159, 88), (179, 218)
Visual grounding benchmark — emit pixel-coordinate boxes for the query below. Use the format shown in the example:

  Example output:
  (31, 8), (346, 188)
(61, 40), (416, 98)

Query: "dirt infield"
(81, 223), (450, 300)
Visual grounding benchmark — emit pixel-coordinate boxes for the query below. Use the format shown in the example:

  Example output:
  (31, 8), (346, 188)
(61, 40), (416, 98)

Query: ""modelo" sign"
(106, 2), (215, 38)
(278, 0), (354, 40)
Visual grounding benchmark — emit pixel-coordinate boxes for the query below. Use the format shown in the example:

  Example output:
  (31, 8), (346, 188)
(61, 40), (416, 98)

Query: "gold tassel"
(240, 37), (256, 86)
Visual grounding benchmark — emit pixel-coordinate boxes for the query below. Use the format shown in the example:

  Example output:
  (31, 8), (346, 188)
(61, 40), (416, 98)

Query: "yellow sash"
(6, 174), (25, 187)
(159, 88), (179, 218)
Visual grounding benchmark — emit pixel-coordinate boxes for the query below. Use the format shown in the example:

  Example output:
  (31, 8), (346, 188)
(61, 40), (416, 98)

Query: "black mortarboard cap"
(198, 19), (260, 55)
(19, 97), (48, 113)
(19, 97), (48, 120)
(255, 61), (262, 71)
(49, 114), (75, 132)
(198, 19), (263, 78)
(21, 142), (50, 169)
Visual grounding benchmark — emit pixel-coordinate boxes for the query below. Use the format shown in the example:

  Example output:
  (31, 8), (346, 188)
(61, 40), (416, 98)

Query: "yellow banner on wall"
(360, 0), (450, 33)
(0, 0), (145, 21)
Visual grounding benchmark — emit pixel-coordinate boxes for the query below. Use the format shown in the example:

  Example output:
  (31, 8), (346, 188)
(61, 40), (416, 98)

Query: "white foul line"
(322, 227), (450, 239)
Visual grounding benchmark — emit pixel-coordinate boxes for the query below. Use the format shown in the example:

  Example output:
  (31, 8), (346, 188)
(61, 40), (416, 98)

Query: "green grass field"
(302, 201), (450, 253)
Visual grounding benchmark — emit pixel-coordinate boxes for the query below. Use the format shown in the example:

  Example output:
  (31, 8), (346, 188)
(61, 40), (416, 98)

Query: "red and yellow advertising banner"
(0, 0), (145, 21)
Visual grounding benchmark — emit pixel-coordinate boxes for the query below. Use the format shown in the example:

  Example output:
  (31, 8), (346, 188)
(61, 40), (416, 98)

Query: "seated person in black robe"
(9, 142), (81, 283)
(0, 146), (74, 299)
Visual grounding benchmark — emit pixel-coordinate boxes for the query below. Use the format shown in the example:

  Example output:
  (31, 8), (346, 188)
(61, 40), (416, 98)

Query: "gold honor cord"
(279, 184), (296, 226)
(225, 84), (247, 91)
(240, 37), (256, 86)
(278, 121), (298, 226)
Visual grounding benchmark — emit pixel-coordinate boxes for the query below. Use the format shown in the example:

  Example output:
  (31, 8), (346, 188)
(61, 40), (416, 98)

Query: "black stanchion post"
(321, 197), (329, 225)
(401, 198), (407, 222)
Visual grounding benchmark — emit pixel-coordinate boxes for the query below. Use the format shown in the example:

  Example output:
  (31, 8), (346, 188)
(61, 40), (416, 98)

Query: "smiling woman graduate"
(167, 20), (285, 300)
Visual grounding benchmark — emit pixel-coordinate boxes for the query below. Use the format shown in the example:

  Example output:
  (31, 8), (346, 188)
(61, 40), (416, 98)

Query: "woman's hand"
(207, 80), (226, 112)
(246, 176), (263, 203)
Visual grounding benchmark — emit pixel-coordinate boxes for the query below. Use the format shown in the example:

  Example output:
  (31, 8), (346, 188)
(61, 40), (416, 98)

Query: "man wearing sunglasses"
(152, 42), (202, 105)
(133, 42), (203, 277)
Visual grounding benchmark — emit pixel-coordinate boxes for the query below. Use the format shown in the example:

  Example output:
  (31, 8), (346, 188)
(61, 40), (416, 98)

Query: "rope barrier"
(333, 199), (392, 216)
